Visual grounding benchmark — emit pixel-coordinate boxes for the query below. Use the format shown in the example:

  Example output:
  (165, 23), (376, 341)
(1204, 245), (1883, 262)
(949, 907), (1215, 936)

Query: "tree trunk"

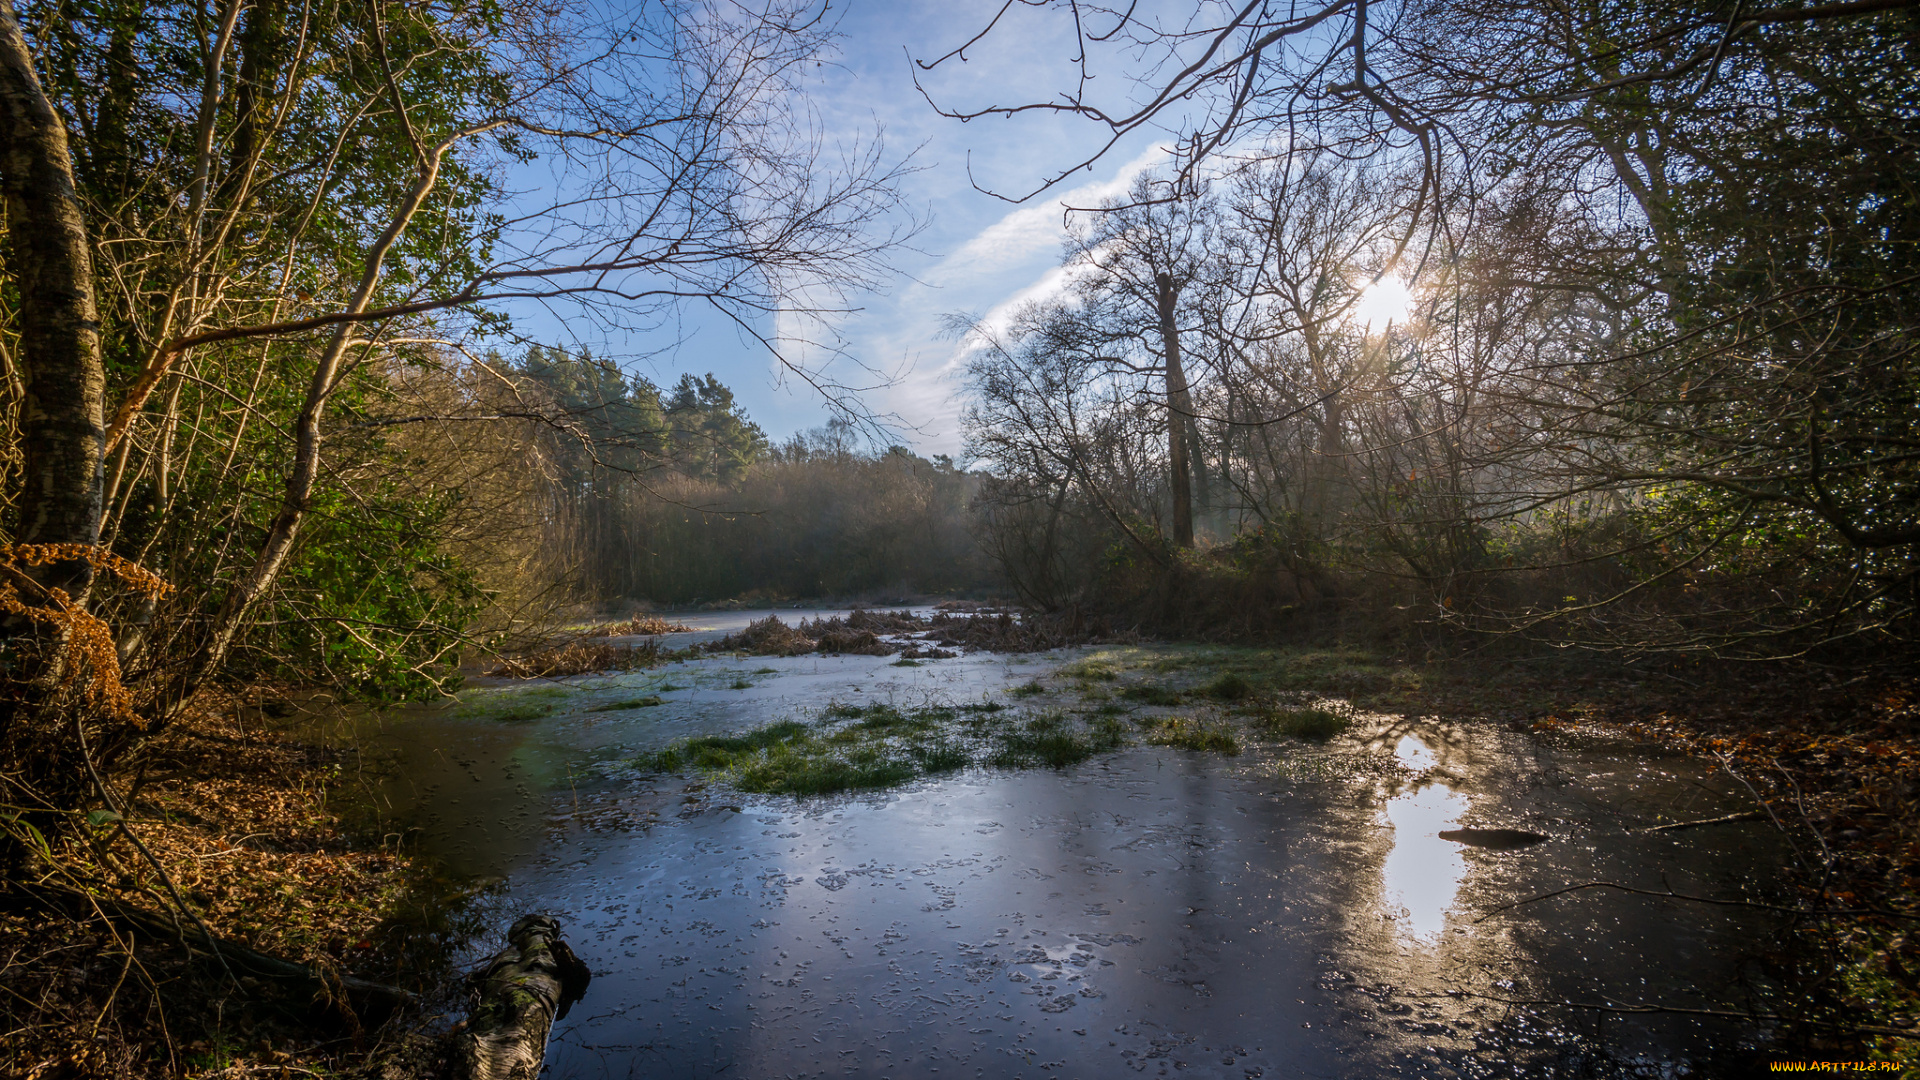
(1154, 272), (1194, 548)
(458, 915), (590, 1080)
(0, 0), (106, 594)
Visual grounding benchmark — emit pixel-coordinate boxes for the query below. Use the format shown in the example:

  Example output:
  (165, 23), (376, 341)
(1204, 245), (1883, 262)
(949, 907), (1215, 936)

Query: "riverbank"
(0, 688), (470, 1078)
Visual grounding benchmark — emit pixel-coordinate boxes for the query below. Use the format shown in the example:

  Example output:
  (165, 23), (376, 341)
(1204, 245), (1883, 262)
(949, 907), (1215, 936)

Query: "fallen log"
(456, 914), (591, 1080)
(1438, 827), (1549, 850)
(0, 883), (412, 1012)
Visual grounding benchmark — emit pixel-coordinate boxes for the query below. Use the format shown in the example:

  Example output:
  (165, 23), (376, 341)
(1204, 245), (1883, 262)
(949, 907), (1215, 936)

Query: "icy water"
(316, 617), (1793, 1078)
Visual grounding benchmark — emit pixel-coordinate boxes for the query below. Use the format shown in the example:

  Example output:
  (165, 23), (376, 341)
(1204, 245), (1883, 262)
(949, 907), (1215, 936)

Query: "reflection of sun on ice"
(1381, 736), (1468, 943)
(1352, 276), (1415, 330)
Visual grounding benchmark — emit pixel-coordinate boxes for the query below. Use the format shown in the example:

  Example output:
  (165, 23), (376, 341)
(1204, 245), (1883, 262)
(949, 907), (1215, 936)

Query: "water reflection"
(1394, 734), (1437, 772)
(1381, 735), (1469, 942)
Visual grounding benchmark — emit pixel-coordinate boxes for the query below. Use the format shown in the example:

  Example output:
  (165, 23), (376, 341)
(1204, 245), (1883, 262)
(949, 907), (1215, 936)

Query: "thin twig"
(1474, 880), (1917, 922)
(75, 721), (238, 984)
(1634, 810), (1764, 832)
(1468, 993), (1914, 1036)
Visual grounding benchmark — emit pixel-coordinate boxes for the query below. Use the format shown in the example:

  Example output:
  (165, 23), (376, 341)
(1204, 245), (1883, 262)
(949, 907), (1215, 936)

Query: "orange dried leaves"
(0, 544), (170, 724)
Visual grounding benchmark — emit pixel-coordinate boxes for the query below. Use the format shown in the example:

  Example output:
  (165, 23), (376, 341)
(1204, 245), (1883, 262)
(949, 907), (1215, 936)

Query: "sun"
(1351, 275), (1415, 331)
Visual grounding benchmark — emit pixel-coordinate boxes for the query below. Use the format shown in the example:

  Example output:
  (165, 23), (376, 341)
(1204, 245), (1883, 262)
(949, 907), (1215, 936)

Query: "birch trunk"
(1154, 272), (1194, 548)
(457, 914), (590, 1080)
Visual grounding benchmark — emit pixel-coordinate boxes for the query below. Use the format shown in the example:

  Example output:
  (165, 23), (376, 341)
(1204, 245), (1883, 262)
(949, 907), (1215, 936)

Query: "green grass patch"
(1142, 716), (1242, 755)
(986, 709), (1130, 769)
(1250, 706), (1349, 741)
(909, 740), (971, 773)
(752, 666), (780, 674)
(1203, 673), (1255, 701)
(1119, 684), (1183, 706)
(731, 748), (916, 794)
(728, 678), (754, 690)
(1009, 679), (1047, 698)
(589, 695), (665, 712)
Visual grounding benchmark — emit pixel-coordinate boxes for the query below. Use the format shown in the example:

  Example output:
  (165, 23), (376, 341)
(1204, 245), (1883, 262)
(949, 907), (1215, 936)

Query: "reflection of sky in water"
(1394, 735), (1436, 772)
(1382, 737), (1469, 943)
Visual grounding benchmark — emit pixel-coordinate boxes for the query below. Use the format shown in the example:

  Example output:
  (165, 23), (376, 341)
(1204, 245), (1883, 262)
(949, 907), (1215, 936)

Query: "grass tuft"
(1009, 679), (1047, 698)
(1203, 673), (1255, 701)
(1058, 658), (1121, 681)
(1120, 684), (1182, 706)
(1142, 716), (1242, 755)
(1249, 706), (1349, 741)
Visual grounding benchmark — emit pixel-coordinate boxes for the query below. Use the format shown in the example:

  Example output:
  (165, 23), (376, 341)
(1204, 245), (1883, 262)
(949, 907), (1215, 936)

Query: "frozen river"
(315, 616), (1792, 1078)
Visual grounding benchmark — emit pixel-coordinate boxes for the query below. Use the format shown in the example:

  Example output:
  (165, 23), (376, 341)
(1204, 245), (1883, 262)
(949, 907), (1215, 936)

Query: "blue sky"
(506, 1), (1181, 457)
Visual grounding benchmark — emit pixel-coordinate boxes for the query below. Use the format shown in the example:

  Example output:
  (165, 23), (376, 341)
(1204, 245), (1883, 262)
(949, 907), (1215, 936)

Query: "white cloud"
(847, 143), (1173, 453)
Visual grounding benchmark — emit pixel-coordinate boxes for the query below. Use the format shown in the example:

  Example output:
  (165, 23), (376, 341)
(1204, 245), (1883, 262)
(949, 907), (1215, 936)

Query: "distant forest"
(495, 349), (994, 609)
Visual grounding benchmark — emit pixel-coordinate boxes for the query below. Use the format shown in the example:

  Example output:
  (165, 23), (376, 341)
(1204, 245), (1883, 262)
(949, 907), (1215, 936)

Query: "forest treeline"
(943, 0), (1917, 659)
(477, 349), (992, 614)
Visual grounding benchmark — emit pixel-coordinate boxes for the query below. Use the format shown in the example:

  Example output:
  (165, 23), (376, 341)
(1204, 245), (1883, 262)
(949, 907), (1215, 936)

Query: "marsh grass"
(1249, 706), (1350, 741)
(1141, 715), (1242, 755)
(1010, 679), (1047, 698)
(1120, 684), (1183, 706)
(1057, 658), (1120, 681)
(635, 697), (1134, 795)
(988, 709), (1128, 769)
(1203, 673), (1255, 701)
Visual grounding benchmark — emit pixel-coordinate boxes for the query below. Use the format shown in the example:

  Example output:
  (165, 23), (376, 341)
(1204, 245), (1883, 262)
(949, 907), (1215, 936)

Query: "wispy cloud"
(853, 143), (1172, 452)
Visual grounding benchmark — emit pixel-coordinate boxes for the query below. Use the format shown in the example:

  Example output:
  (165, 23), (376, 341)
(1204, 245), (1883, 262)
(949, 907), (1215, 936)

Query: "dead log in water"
(456, 914), (591, 1080)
